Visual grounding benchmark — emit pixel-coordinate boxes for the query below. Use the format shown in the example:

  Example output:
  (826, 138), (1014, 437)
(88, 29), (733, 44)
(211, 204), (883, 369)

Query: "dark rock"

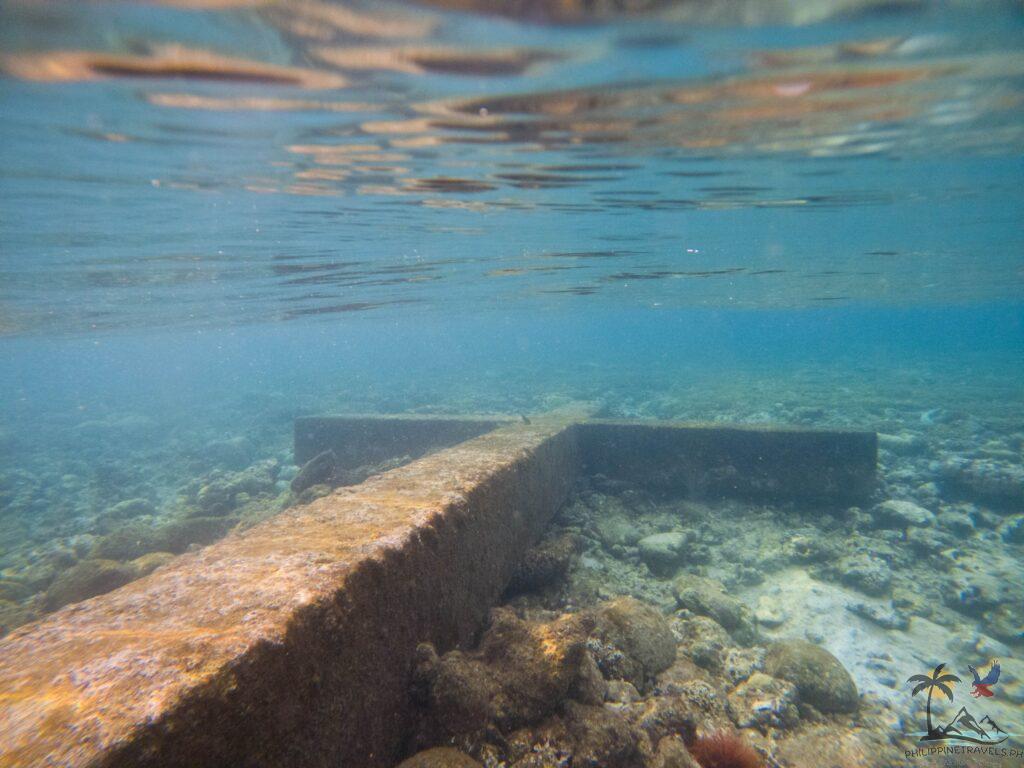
(291, 450), (338, 495)
(90, 522), (161, 561)
(0, 578), (32, 602)
(195, 460), (278, 516)
(590, 597), (676, 691)
(44, 559), (136, 610)
(416, 608), (595, 736)
(764, 640), (858, 714)
(563, 701), (644, 768)
(506, 533), (579, 595)
(152, 515), (238, 554)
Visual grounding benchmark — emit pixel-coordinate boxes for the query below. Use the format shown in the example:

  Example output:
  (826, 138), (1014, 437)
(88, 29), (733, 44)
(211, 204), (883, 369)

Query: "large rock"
(590, 597), (676, 691)
(672, 574), (755, 643)
(764, 640), (858, 714)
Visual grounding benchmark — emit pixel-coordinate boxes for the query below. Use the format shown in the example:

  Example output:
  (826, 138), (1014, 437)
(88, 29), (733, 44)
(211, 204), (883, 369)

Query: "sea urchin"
(689, 730), (764, 768)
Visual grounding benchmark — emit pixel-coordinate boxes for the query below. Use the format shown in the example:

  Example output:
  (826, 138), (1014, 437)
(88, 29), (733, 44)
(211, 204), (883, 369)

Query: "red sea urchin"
(689, 730), (764, 768)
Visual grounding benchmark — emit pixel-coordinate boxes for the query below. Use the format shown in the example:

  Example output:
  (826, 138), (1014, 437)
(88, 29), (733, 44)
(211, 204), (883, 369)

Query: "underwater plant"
(688, 730), (764, 768)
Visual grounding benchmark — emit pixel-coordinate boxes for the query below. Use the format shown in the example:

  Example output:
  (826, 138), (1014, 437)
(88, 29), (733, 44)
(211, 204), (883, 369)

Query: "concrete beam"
(293, 414), (517, 467)
(0, 418), (579, 768)
(577, 420), (877, 504)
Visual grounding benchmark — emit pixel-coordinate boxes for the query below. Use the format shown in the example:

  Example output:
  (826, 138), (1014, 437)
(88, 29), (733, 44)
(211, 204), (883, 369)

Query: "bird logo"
(967, 659), (1001, 698)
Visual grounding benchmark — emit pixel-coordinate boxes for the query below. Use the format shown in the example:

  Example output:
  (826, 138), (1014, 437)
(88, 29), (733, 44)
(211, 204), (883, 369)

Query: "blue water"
(0, 4), (1023, 757)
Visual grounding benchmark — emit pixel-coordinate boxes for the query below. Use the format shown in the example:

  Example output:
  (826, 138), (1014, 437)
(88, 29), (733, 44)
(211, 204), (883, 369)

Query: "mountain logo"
(906, 662), (1010, 745)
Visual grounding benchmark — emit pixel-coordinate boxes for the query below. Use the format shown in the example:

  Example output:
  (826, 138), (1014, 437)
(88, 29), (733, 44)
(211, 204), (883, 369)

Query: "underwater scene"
(0, 0), (1023, 766)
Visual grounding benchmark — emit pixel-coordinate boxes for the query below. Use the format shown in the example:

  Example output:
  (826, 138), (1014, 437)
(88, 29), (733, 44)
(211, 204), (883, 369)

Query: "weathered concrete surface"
(0, 414), (877, 768)
(0, 419), (579, 768)
(294, 413), (516, 466)
(577, 420), (877, 503)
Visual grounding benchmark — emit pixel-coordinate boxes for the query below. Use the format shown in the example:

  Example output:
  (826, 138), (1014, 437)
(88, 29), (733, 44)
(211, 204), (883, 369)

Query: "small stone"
(846, 601), (909, 630)
(727, 671), (800, 731)
(754, 595), (789, 628)
(999, 515), (1024, 544)
(673, 573), (756, 643)
(877, 432), (926, 455)
(936, 510), (975, 536)
(672, 615), (731, 671)
(837, 554), (891, 596)
(723, 646), (766, 685)
(638, 532), (689, 576)
(873, 499), (935, 528)
(905, 526), (954, 554)
(604, 679), (642, 704)
(594, 514), (641, 549)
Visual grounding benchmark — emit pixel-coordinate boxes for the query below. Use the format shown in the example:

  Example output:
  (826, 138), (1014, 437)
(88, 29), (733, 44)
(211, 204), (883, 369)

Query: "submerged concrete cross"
(0, 411), (876, 768)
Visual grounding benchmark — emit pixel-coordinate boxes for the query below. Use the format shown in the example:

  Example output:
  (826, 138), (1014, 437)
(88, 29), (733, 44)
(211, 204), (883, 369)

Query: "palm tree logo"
(908, 663), (961, 740)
